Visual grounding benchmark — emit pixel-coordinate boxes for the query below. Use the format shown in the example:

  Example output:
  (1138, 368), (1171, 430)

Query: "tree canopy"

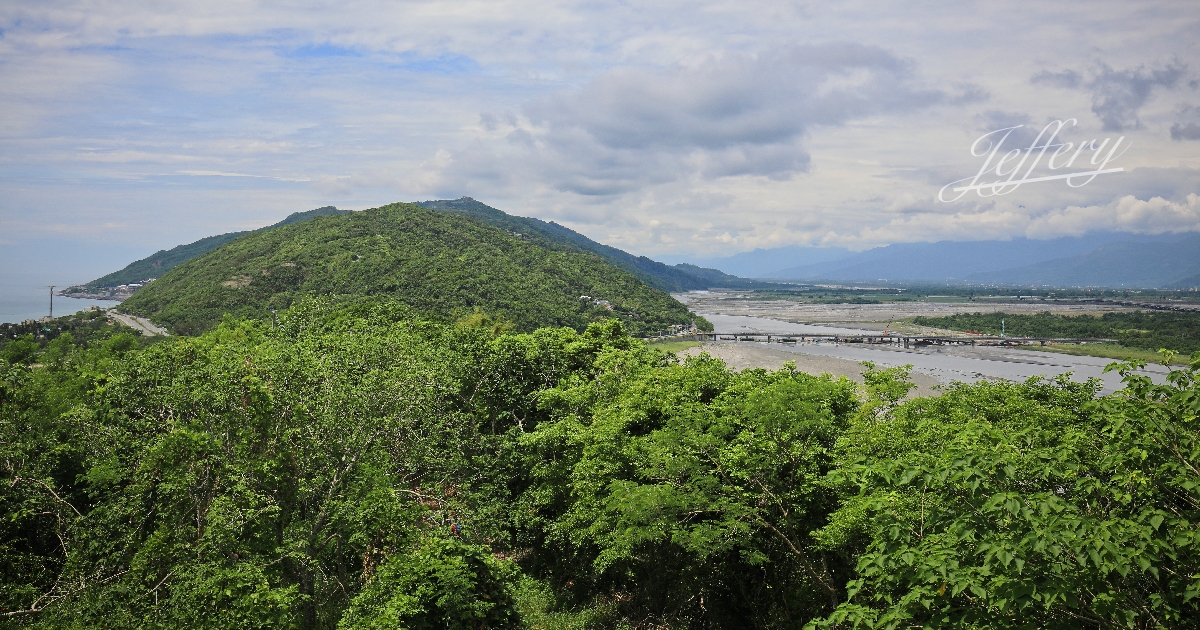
(2, 298), (1198, 628)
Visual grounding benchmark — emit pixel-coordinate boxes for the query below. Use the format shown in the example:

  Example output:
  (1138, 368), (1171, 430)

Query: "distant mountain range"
(966, 236), (1200, 288)
(658, 245), (853, 278)
(685, 233), (1200, 289)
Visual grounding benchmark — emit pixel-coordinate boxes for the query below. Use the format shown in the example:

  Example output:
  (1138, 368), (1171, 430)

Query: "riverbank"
(678, 342), (944, 398)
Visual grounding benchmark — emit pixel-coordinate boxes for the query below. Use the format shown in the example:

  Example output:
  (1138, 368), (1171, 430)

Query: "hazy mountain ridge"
(658, 244), (853, 278)
(966, 235), (1200, 287)
(720, 233), (1200, 288)
(1169, 273), (1200, 290)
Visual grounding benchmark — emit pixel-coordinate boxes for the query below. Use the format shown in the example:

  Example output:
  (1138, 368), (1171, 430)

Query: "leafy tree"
(525, 352), (860, 628)
(1, 336), (38, 365)
(813, 355), (1200, 628)
(339, 537), (519, 630)
(5, 294), (1199, 629)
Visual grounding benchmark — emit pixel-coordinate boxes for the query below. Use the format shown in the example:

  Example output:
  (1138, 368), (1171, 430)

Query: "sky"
(2, 0), (1199, 286)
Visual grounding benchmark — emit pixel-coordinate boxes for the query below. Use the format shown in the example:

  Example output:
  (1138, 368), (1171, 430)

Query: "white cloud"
(417, 44), (965, 202)
(1, 0), (1199, 262)
(1028, 193), (1200, 237)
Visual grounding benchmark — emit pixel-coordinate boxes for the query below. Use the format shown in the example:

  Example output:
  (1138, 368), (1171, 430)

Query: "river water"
(698, 313), (1168, 394)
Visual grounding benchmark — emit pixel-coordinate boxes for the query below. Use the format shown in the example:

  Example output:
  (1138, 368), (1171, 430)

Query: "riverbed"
(686, 312), (1169, 394)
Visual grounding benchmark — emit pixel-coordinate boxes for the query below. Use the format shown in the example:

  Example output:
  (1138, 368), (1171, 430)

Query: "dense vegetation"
(119, 203), (706, 336)
(70, 207), (349, 292)
(914, 311), (1200, 355)
(3, 297), (1199, 628)
(0, 308), (152, 364)
(417, 198), (769, 292)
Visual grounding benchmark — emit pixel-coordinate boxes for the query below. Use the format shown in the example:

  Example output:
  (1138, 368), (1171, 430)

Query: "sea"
(0, 279), (120, 325)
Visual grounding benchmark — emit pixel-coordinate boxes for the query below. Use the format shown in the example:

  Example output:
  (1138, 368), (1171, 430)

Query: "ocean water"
(0, 281), (120, 324)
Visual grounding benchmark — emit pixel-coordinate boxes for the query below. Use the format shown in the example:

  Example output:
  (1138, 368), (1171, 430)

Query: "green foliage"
(339, 537), (519, 630)
(120, 203), (696, 336)
(0, 308), (149, 355)
(456, 308), (516, 336)
(523, 350), (860, 627)
(4, 294), (1200, 629)
(813, 357), (1200, 628)
(0, 299), (644, 628)
(1, 336), (38, 365)
(915, 310), (1200, 354)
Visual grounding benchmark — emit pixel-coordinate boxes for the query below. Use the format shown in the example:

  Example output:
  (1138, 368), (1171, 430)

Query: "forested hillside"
(118, 203), (703, 336)
(2, 299), (1198, 628)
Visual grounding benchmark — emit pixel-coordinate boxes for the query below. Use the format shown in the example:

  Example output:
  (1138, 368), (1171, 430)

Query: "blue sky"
(1, 0), (1199, 286)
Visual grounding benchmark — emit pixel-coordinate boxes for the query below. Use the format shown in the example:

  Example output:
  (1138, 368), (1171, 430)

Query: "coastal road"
(109, 311), (169, 336)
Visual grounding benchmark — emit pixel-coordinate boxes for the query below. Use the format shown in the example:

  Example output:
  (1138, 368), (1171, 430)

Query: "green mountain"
(119, 202), (704, 336)
(74, 206), (349, 290)
(416, 197), (772, 291)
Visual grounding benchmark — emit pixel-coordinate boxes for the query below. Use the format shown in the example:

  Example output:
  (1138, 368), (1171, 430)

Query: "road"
(109, 311), (169, 336)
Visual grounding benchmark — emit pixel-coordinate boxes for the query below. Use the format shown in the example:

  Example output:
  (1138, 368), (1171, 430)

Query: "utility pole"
(1001, 317), (1005, 338)
(48, 286), (55, 319)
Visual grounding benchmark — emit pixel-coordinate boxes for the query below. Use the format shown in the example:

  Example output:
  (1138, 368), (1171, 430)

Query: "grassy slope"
(119, 203), (699, 336)
(1037, 343), (1188, 366)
